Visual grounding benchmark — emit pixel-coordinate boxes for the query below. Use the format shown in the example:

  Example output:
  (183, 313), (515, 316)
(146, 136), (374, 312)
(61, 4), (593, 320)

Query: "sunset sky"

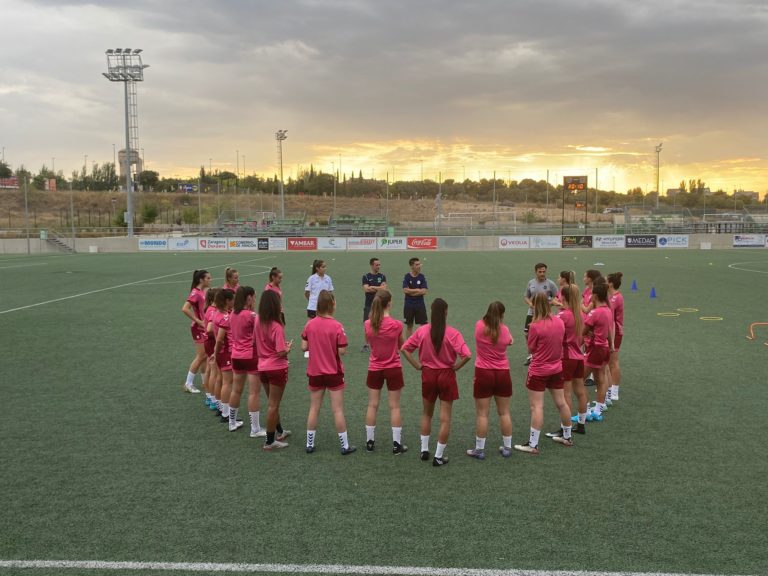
(1, 0), (767, 195)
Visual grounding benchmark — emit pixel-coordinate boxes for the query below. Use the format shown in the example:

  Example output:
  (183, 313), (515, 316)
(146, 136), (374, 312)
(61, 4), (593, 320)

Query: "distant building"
(734, 190), (759, 202)
(666, 188), (682, 197)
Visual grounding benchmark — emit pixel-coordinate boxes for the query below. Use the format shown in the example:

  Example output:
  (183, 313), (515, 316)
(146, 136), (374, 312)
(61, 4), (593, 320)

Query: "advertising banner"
(168, 237), (197, 251)
(439, 236), (469, 250)
(625, 235), (657, 248)
(561, 235), (593, 248)
(317, 237), (347, 250)
(657, 235), (689, 248)
(198, 238), (227, 251)
(257, 238), (270, 250)
(733, 234), (766, 247)
(228, 238), (261, 251)
(287, 237), (318, 251)
(530, 236), (561, 249)
(348, 237), (378, 251)
(593, 235), (625, 249)
(138, 238), (168, 251)
(498, 236), (530, 249)
(378, 237), (407, 250)
(268, 238), (287, 251)
(407, 236), (438, 250)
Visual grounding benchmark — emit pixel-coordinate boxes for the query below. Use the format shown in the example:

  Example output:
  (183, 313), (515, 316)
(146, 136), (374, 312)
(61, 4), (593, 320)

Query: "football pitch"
(1, 249), (767, 576)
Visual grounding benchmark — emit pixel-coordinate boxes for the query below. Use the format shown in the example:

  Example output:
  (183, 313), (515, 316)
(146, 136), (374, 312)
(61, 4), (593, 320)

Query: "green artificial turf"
(1, 249), (767, 575)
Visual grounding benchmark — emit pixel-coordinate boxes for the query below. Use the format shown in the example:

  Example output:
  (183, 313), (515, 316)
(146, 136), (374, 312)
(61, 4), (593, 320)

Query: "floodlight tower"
(655, 142), (663, 210)
(275, 130), (288, 218)
(103, 48), (149, 237)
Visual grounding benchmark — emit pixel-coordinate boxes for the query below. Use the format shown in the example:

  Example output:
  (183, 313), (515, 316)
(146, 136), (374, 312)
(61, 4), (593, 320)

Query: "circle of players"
(181, 259), (624, 467)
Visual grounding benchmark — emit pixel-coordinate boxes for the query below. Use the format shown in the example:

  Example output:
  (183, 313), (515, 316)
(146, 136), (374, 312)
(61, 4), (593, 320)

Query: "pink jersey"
(474, 319), (512, 370)
(213, 310), (233, 354)
(204, 305), (217, 332)
(585, 305), (613, 348)
(229, 310), (256, 359)
(610, 291), (624, 336)
(264, 283), (282, 297)
(253, 318), (288, 372)
(558, 308), (585, 361)
(582, 286), (593, 308)
(364, 316), (403, 371)
(527, 315), (565, 376)
(186, 288), (206, 327)
(301, 316), (348, 376)
(222, 283), (240, 292)
(402, 324), (471, 370)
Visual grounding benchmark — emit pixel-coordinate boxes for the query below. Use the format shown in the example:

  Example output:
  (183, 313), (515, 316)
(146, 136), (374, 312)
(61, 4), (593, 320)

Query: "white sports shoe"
(303, 351), (310, 359)
(250, 428), (267, 438)
(183, 383), (201, 394)
(263, 440), (289, 451)
(228, 420), (244, 432)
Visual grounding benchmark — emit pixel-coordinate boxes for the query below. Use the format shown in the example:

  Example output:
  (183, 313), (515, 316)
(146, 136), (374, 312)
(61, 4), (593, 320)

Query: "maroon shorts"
(526, 371), (564, 392)
(473, 367), (512, 399)
(216, 351), (232, 372)
(421, 367), (459, 403)
(562, 358), (585, 381)
(308, 373), (345, 391)
(366, 367), (405, 391)
(260, 368), (289, 388)
(191, 325), (207, 343)
(585, 346), (610, 369)
(232, 357), (259, 375)
(614, 333), (623, 351)
(204, 333), (216, 356)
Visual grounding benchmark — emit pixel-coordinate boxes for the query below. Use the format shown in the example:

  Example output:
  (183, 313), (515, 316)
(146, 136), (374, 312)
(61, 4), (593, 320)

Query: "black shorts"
(524, 314), (533, 334)
(404, 305), (428, 326)
(363, 306), (371, 322)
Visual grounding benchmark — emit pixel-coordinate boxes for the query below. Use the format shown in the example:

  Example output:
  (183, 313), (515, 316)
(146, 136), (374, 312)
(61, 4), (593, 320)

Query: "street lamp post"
(103, 48), (149, 238)
(275, 130), (288, 219)
(655, 143), (663, 210)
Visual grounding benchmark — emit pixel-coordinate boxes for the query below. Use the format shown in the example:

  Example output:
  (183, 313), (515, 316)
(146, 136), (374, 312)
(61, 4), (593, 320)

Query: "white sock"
(229, 407), (238, 425)
(611, 385), (619, 399)
(420, 435), (430, 452)
(529, 428), (540, 448)
(185, 371), (196, 386)
(307, 430), (316, 448)
(221, 403), (230, 417)
(250, 411), (261, 433)
(392, 427), (402, 444)
(578, 412), (587, 424)
(596, 402), (606, 414)
(338, 431), (349, 450)
(562, 425), (572, 440)
(435, 442), (446, 459)
(502, 435), (512, 449)
(366, 425), (375, 442)
(475, 436), (486, 450)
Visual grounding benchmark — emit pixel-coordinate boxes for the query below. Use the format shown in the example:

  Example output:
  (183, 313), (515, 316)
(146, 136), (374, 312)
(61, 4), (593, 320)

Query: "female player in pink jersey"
(212, 288), (235, 419)
(181, 269), (211, 394)
(551, 270), (575, 309)
(223, 267), (240, 292)
(254, 289), (292, 450)
(264, 267), (285, 325)
(582, 269), (602, 313)
(227, 286), (266, 437)
(203, 288), (219, 409)
(363, 290), (407, 455)
(551, 284), (588, 436)
(607, 272), (624, 403)
(301, 290), (355, 455)
(401, 298), (471, 467)
(514, 293), (573, 455)
(466, 301), (513, 460)
(583, 283), (615, 420)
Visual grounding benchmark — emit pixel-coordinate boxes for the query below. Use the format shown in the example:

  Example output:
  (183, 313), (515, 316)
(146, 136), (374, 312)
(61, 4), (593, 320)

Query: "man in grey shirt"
(523, 262), (559, 365)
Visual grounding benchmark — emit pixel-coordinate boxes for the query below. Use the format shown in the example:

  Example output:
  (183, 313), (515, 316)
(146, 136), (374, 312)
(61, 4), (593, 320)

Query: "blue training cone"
(650, 287), (657, 299)
(631, 280), (638, 292)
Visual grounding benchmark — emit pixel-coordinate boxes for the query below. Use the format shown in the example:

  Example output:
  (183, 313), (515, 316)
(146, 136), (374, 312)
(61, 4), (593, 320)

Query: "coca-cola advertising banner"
(287, 237), (318, 251)
(407, 236), (438, 250)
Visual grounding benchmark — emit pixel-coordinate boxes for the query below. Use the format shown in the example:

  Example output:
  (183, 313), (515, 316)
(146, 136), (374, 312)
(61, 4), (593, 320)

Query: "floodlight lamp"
(106, 49), (114, 54)
(133, 48), (142, 54)
(115, 48), (123, 53)
(124, 48), (132, 53)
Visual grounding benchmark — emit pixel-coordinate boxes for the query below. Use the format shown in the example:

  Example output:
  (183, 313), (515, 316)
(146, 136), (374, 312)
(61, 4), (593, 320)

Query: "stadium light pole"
(275, 130), (288, 219)
(655, 143), (663, 210)
(103, 48), (149, 238)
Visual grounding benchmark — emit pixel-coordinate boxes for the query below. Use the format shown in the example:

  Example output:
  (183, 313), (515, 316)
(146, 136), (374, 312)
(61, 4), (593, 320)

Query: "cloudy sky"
(1, 0), (767, 195)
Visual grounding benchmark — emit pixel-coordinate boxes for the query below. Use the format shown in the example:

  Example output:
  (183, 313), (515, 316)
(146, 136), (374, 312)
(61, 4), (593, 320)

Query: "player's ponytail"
(482, 301), (505, 344)
(233, 286), (256, 314)
(430, 298), (448, 354)
(607, 272), (623, 290)
(532, 292), (551, 322)
(370, 290), (391, 335)
(559, 270), (575, 285)
(562, 285), (583, 342)
(191, 269), (209, 291)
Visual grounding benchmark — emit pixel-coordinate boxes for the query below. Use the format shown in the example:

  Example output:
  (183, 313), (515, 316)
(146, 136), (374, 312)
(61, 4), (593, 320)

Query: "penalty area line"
(0, 560), (751, 576)
(0, 256), (275, 315)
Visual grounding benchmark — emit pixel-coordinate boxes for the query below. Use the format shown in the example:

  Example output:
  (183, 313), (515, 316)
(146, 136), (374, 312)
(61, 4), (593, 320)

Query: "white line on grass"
(0, 560), (751, 576)
(0, 262), (48, 270)
(728, 261), (768, 274)
(0, 256), (275, 315)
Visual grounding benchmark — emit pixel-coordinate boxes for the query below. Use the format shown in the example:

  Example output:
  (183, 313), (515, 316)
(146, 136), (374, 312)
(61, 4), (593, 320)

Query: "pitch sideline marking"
(0, 262), (48, 270)
(0, 559), (751, 576)
(0, 256), (275, 315)
(657, 312), (680, 317)
(728, 261), (768, 275)
(139, 266), (273, 286)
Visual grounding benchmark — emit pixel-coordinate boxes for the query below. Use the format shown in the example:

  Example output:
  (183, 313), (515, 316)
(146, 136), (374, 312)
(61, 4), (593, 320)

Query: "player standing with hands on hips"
(523, 263), (559, 366)
(403, 257), (428, 338)
(362, 258), (388, 352)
